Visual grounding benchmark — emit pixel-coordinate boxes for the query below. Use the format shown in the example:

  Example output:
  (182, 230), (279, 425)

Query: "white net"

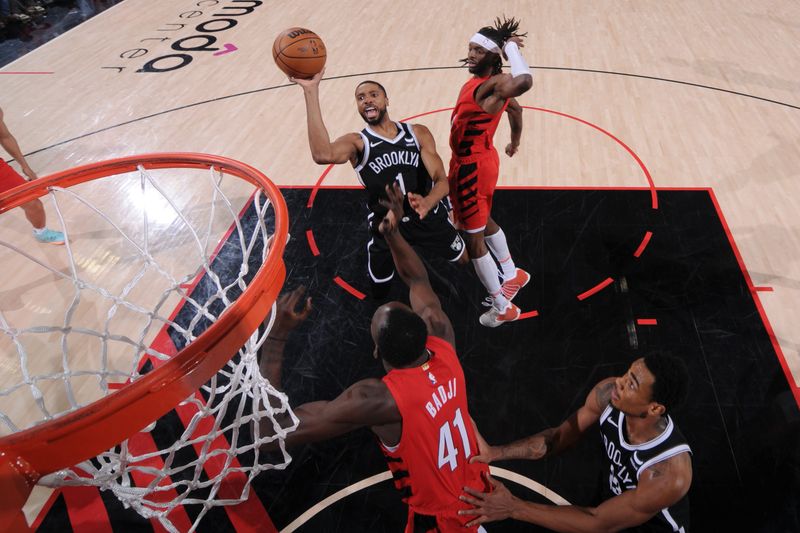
(0, 160), (298, 532)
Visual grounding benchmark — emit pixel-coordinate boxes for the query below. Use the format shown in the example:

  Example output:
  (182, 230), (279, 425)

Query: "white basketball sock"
(472, 252), (509, 311)
(485, 228), (516, 281)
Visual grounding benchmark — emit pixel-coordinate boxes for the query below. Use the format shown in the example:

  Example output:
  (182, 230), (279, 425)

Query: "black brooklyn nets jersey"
(355, 122), (432, 216)
(598, 405), (692, 532)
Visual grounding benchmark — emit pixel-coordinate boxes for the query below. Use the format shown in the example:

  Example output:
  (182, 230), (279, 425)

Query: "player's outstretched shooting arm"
(291, 70), (360, 165)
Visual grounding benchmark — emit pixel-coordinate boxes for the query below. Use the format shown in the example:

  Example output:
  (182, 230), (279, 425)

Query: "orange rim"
(0, 153), (287, 499)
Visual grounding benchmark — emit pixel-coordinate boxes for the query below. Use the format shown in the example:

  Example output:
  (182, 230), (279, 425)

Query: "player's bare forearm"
(507, 100), (523, 150)
(0, 132), (27, 167)
(427, 173), (449, 204)
(259, 337), (286, 389)
(494, 428), (555, 460)
(385, 225), (430, 287)
(301, 87), (336, 163)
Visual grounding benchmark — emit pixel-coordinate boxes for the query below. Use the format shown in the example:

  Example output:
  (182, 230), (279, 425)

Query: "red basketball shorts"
(447, 150), (500, 233)
(0, 159), (27, 194)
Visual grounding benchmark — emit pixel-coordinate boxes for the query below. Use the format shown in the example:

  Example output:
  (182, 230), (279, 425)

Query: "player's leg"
(0, 160), (64, 244)
(485, 215), (530, 301)
(448, 156), (518, 325)
(366, 232), (394, 300)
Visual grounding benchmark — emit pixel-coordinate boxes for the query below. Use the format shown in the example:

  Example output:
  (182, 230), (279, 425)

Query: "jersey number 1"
(437, 408), (471, 471)
(394, 172), (407, 195)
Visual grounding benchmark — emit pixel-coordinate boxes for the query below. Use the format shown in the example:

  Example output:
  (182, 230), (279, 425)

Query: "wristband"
(503, 41), (531, 78)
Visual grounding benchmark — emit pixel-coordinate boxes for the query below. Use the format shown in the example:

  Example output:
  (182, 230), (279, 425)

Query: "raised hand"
(378, 182), (405, 235)
(270, 285), (313, 337)
(407, 192), (434, 219)
(289, 68), (325, 89)
(501, 36), (525, 60)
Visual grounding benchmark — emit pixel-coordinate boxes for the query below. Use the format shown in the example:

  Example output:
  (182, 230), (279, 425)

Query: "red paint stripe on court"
(30, 489), (61, 530)
(334, 276), (366, 299)
(753, 286), (774, 292)
(707, 188), (799, 408)
(577, 277), (614, 301)
(145, 336), (277, 532)
(62, 485), (113, 533)
(124, 432), (193, 533)
(633, 231), (653, 258)
(306, 229), (320, 256)
(636, 318), (658, 326)
(523, 106), (658, 209)
(518, 310), (539, 320)
(307, 164), (336, 208)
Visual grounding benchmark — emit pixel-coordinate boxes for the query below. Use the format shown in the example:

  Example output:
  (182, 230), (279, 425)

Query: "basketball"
(272, 27), (327, 79)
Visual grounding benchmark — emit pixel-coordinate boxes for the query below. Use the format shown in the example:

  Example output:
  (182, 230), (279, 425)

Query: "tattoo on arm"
(595, 382), (614, 410)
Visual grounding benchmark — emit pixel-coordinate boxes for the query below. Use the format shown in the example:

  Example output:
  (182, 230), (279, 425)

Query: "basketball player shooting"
(259, 183), (490, 532)
(290, 71), (467, 299)
(448, 17), (533, 327)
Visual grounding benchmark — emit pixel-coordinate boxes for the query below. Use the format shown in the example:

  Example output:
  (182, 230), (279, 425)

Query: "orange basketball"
(272, 27), (327, 79)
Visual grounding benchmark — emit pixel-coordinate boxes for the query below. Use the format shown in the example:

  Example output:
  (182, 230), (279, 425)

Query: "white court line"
(280, 466), (571, 532)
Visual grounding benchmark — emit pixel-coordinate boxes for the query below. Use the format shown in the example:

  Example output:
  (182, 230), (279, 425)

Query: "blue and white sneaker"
(33, 228), (65, 245)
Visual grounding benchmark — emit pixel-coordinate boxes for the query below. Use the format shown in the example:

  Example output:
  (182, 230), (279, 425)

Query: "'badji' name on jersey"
(424, 378), (456, 419)
(367, 150), (420, 175)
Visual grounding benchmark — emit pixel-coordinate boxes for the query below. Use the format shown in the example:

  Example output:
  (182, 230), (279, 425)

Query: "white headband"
(469, 33), (501, 54)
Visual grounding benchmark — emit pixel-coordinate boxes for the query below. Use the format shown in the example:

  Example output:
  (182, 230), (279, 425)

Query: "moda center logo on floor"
(102, 0), (262, 74)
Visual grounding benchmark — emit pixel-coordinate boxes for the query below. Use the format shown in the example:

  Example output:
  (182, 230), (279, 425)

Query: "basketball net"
(0, 156), (297, 532)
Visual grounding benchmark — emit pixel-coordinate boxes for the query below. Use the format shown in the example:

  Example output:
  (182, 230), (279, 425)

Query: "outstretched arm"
(0, 108), (37, 180)
(292, 70), (361, 165)
(258, 286), (312, 388)
(379, 183), (455, 346)
(460, 451), (692, 532)
(408, 124), (449, 219)
(492, 37), (533, 100)
(274, 378), (401, 448)
(504, 98), (523, 157)
(471, 378), (614, 464)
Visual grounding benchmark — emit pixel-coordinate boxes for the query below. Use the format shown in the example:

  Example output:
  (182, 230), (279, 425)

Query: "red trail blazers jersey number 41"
(380, 336), (489, 531)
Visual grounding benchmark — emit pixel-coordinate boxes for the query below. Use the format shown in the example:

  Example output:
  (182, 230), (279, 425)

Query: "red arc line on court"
(306, 105), (656, 304)
(633, 231), (653, 258)
(636, 318), (658, 325)
(577, 277), (615, 301)
(334, 276), (366, 299)
(306, 229), (320, 256)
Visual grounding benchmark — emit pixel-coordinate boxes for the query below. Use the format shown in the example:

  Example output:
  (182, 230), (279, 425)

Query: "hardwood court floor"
(1, 0), (799, 530)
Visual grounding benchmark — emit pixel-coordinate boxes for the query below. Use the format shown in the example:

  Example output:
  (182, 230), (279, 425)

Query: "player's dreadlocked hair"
(461, 16), (528, 75)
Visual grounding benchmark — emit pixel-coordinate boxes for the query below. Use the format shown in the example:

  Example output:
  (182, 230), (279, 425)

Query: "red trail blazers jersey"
(380, 336), (489, 530)
(449, 76), (509, 160)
